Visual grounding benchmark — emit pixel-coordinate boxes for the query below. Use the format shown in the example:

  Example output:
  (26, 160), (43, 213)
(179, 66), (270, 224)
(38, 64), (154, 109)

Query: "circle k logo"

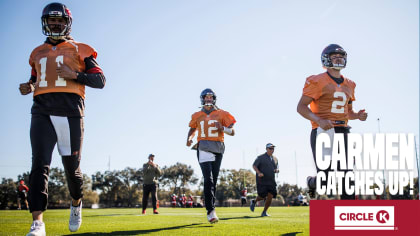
(376, 210), (390, 224)
(334, 206), (394, 230)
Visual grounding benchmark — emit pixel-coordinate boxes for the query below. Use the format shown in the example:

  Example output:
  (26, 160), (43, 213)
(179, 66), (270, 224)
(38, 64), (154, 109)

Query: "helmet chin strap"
(50, 35), (66, 40)
(331, 65), (345, 70)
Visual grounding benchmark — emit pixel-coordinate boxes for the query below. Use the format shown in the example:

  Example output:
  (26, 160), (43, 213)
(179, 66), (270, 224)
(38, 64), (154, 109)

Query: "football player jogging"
(297, 44), (367, 200)
(19, 3), (105, 236)
(186, 88), (236, 223)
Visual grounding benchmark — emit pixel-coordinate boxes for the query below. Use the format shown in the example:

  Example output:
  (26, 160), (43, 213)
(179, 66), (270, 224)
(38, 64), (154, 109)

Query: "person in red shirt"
(241, 187), (247, 207)
(182, 194), (187, 208)
(17, 180), (29, 210)
(297, 44), (367, 200)
(171, 194), (177, 208)
(187, 195), (194, 208)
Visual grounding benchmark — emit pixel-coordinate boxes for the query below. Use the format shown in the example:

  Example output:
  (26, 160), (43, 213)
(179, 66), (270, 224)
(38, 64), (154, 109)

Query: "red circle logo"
(376, 210), (389, 224)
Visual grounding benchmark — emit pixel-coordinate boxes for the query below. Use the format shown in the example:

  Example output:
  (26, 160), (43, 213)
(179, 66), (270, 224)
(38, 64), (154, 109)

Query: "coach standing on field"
(250, 143), (279, 217)
(142, 154), (162, 215)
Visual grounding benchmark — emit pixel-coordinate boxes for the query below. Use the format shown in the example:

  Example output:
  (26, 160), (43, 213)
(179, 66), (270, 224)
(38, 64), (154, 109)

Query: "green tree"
(17, 171), (30, 184)
(226, 169), (256, 199)
(81, 174), (99, 207)
(94, 171), (122, 207)
(48, 167), (71, 207)
(215, 169), (230, 205)
(160, 163), (198, 195)
(214, 169), (256, 205)
(277, 183), (303, 204)
(0, 178), (17, 209)
(117, 167), (142, 207)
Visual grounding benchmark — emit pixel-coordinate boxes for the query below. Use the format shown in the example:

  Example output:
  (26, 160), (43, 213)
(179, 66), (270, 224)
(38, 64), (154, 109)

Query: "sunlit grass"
(0, 206), (309, 235)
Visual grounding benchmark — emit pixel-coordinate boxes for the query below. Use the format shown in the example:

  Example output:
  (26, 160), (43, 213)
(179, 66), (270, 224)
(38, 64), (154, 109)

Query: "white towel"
(198, 150), (216, 163)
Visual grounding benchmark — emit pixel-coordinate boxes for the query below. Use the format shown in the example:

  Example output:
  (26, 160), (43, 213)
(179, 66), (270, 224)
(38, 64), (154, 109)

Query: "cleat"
(26, 220), (46, 236)
(153, 210), (159, 214)
(207, 210), (219, 224)
(142, 209), (146, 215)
(250, 199), (256, 212)
(261, 211), (270, 217)
(69, 201), (82, 232)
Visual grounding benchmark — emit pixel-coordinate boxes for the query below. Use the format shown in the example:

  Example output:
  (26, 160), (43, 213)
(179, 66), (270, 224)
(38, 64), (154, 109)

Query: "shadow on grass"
(281, 232), (303, 236)
(219, 215), (261, 221)
(85, 213), (139, 217)
(62, 223), (213, 235)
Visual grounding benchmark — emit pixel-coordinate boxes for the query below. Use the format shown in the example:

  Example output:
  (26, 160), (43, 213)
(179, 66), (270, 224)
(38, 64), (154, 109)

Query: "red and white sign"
(334, 206), (394, 230)
(310, 200), (420, 236)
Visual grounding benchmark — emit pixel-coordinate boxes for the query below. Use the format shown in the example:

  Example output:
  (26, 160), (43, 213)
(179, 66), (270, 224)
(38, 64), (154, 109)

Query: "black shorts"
(257, 184), (277, 198)
(18, 192), (27, 200)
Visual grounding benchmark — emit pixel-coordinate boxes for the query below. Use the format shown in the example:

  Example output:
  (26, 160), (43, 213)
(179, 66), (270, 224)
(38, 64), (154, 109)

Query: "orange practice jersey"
(302, 72), (356, 129)
(189, 109), (236, 142)
(29, 40), (97, 99)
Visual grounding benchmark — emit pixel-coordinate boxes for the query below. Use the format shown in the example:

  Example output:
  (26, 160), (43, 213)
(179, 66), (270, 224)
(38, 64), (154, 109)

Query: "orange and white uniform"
(29, 40), (97, 99)
(303, 72), (356, 129)
(189, 109), (236, 142)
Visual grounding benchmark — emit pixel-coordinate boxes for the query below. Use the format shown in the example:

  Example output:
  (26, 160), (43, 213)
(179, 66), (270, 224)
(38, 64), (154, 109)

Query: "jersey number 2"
(38, 56), (67, 87)
(331, 91), (347, 113)
(199, 120), (219, 138)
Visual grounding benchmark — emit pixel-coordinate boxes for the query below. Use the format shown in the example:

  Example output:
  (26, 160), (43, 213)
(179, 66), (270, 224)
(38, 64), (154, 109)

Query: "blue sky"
(0, 0), (418, 187)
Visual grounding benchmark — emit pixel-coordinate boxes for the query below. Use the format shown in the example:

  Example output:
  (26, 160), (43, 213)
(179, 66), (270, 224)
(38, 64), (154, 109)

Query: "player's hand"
(214, 122), (223, 132)
(318, 119), (334, 130)
(186, 139), (193, 147)
(258, 172), (264, 178)
(19, 82), (34, 95)
(57, 62), (77, 80)
(358, 109), (368, 121)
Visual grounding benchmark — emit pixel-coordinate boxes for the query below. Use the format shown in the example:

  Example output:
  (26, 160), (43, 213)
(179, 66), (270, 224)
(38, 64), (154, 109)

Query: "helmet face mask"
(321, 44), (347, 70)
(200, 88), (217, 107)
(41, 3), (72, 40)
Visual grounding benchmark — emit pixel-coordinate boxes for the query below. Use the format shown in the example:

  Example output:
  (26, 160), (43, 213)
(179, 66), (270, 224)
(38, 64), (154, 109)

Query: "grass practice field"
(0, 206), (309, 235)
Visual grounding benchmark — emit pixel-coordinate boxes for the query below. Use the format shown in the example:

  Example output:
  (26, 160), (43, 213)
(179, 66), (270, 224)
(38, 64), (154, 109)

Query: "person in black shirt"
(19, 3), (105, 236)
(250, 143), (279, 217)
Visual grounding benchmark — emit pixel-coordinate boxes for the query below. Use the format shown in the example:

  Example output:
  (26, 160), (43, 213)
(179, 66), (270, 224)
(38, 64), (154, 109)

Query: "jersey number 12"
(199, 120), (219, 138)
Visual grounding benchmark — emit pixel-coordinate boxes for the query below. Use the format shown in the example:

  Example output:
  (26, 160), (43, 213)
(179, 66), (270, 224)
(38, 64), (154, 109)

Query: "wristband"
(223, 126), (233, 135)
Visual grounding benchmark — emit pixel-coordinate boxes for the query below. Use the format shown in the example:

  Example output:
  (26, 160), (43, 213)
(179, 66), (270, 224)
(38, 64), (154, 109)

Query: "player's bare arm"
(19, 81), (34, 95)
(56, 62), (77, 80)
(186, 127), (196, 146)
(297, 95), (334, 130)
(253, 165), (264, 177)
(347, 104), (368, 121)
